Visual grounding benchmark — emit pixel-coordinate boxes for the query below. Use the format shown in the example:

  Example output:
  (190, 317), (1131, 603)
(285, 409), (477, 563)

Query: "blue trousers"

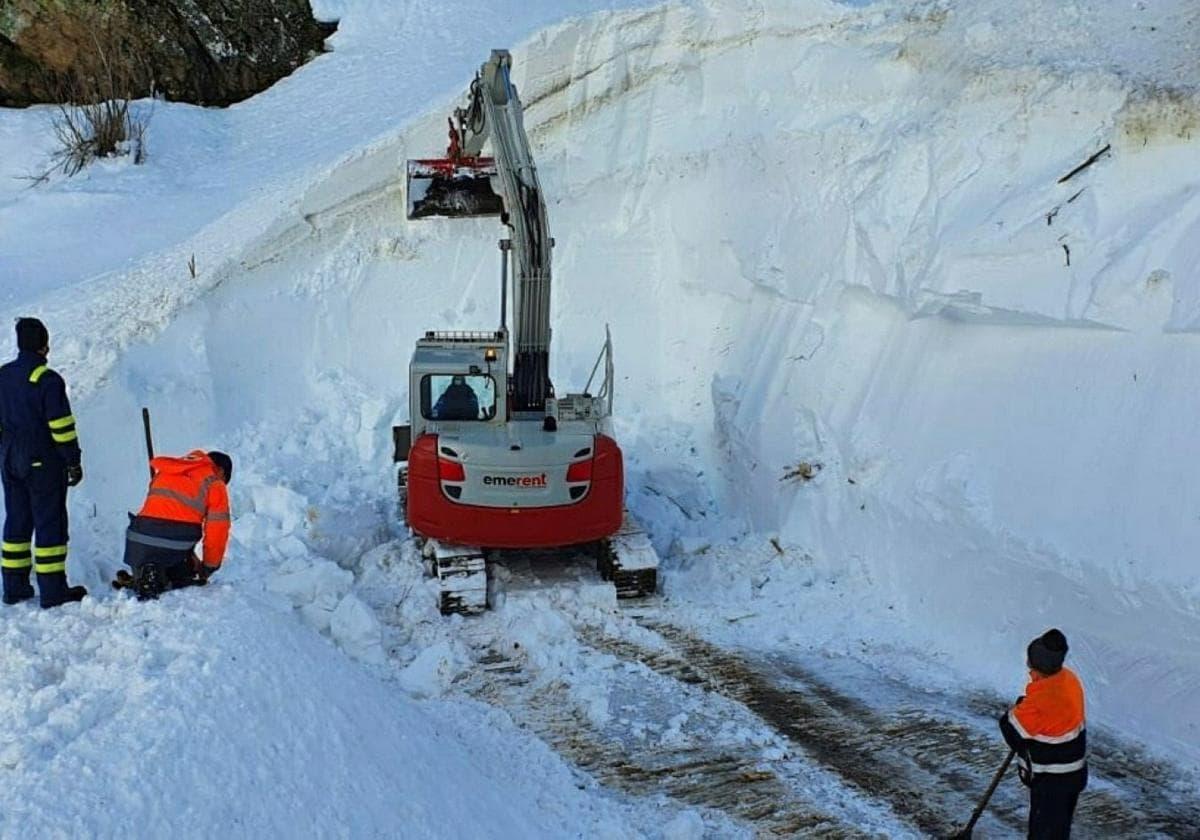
(2, 462), (71, 605)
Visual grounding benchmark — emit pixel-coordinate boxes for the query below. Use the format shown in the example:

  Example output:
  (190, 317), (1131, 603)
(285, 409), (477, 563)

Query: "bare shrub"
(47, 36), (151, 177)
(23, 10), (153, 183)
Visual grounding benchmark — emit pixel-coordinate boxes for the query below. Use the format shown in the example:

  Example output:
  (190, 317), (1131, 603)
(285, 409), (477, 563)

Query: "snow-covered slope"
(0, 586), (661, 837)
(2, 0), (1199, 830)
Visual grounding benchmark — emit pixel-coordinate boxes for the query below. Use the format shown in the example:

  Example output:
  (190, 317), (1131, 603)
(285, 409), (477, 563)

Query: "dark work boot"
(134, 564), (166, 601)
(38, 571), (88, 609)
(2, 568), (35, 605)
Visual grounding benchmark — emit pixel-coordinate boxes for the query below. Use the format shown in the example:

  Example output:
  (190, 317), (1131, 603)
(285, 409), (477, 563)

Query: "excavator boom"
(405, 50), (554, 411)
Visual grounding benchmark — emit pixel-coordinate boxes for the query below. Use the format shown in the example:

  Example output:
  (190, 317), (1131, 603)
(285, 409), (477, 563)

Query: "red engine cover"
(407, 432), (624, 549)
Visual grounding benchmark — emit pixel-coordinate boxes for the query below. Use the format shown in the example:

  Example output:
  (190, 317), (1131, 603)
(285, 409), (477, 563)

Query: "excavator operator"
(434, 375), (480, 420)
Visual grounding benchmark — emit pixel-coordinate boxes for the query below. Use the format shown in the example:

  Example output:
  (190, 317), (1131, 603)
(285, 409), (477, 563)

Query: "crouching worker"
(122, 450), (231, 600)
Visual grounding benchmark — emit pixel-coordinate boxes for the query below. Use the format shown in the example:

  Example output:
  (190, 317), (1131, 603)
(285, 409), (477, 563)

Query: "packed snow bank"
(0, 587), (652, 838)
(517, 0), (1200, 765)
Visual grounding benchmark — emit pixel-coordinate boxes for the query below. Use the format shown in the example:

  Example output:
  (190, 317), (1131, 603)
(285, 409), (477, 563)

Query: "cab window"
(421, 374), (497, 421)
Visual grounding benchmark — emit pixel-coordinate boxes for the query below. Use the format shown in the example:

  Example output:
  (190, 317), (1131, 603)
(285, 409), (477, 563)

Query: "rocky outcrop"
(0, 0), (336, 107)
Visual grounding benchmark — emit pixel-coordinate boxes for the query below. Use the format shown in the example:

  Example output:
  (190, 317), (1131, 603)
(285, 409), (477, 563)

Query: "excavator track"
(598, 512), (659, 599)
(405, 454), (655, 611)
(424, 540), (488, 615)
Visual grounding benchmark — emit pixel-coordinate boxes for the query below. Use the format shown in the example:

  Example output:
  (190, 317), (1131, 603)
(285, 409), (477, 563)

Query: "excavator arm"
(406, 50), (554, 411)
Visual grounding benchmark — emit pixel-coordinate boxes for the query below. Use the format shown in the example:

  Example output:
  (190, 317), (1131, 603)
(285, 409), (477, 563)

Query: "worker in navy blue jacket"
(0, 318), (87, 608)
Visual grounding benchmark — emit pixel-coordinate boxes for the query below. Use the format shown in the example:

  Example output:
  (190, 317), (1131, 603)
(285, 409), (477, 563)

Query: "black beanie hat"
(208, 451), (233, 484)
(16, 317), (48, 352)
(1027, 628), (1069, 675)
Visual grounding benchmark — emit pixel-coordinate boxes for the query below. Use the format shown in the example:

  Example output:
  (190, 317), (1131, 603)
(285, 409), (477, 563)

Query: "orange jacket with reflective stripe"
(1012, 667), (1086, 738)
(1002, 666), (1088, 782)
(137, 450), (231, 569)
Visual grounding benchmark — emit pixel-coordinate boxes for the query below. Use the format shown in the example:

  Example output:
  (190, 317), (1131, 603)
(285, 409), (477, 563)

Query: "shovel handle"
(142, 407), (155, 478)
(956, 748), (1016, 837)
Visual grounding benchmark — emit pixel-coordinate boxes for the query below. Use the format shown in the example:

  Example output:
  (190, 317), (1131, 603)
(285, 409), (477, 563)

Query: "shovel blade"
(406, 158), (503, 219)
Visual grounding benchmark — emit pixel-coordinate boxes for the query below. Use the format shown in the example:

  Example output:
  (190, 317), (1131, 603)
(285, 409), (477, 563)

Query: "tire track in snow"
(575, 620), (991, 837)
(791, 668), (1200, 839)
(587, 615), (1200, 839)
(464, 641), (880, 838)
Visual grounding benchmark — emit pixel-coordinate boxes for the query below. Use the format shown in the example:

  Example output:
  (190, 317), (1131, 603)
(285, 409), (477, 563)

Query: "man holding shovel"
(999, 628), (1088, 838)
(118, 449), (233, 600)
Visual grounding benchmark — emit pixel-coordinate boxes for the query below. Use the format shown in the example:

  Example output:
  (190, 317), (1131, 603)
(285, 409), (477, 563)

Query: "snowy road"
(420, 559), (1200, 839)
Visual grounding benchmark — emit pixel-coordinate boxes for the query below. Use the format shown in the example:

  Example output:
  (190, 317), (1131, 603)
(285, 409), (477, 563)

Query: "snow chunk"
(662, 810), (706, 840)
(246, 484), (311, 537)
(330, 593), (386, 664)
(398, 640), (468, 698)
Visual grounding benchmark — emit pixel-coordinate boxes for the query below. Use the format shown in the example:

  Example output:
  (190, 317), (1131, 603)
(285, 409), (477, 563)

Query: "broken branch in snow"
(781, 461), (822, 483)
(642, 486), (696, 520)
(1057, 143), (1111, 184)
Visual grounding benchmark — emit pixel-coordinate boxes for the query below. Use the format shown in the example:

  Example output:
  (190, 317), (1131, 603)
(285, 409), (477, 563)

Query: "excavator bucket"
(406, 158), (503, 220)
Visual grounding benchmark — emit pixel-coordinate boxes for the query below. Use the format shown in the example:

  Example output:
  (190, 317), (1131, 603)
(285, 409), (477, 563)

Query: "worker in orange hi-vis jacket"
(999, 628), (1088, 839)
(121, 450), (232, 600)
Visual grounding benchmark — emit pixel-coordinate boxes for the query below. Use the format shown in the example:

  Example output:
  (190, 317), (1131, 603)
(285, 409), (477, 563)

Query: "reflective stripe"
(1008, 709), (1032, 739)
(1, 540), (32, 569)
(207, 511), (231, 522)
(1009, 710), (1086, 744)
(51, 430), (78, 444)
(48, 415), (75, 429)
(148, 487), (207, 514)
(34, 546), (67, 574)
(28, 365), (48, 383)
(1029, 723), (1085, 744)
(126, 530), (198, 551)
(1030, 759), (1087, 774)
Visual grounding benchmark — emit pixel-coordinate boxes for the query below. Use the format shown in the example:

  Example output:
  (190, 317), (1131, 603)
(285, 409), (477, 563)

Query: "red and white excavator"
(393, 50), (657, 614)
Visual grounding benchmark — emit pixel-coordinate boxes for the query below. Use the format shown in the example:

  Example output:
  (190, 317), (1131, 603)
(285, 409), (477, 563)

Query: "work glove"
(66, 464), (83, 487)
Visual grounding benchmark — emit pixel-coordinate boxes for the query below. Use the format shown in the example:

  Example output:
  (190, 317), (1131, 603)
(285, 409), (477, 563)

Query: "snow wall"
(37, 0), (1200, 767)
